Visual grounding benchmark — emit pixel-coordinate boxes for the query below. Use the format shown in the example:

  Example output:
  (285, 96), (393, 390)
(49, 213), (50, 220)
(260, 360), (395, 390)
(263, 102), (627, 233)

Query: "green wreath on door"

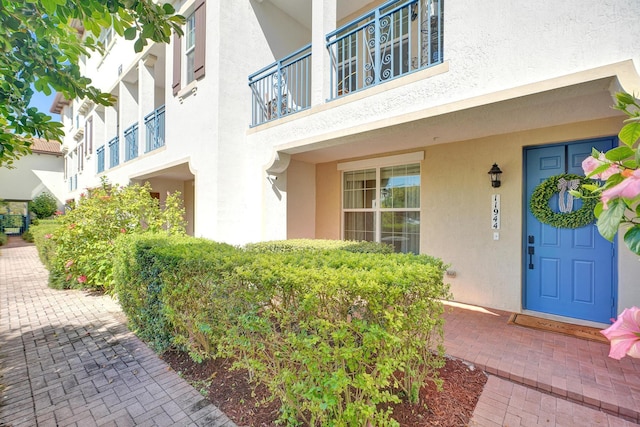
(529, 173), (596, 229)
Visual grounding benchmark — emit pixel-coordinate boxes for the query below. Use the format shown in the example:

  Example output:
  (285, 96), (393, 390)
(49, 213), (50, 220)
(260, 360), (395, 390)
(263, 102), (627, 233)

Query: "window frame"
(173, 0), (206, 96)
(338, 152), (424, 254)
(185, 11), (196, 84)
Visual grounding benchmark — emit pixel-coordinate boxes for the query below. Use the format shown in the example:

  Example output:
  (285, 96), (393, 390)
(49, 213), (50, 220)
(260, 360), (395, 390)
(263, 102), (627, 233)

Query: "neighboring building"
(0, 138), (65, 208)
(53, 0), (640, 325)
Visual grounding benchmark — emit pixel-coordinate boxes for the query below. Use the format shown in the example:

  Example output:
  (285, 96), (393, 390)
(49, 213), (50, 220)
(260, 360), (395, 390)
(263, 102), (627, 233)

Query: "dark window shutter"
(172, 32), (182, 95)
(193, 0), (206, 80)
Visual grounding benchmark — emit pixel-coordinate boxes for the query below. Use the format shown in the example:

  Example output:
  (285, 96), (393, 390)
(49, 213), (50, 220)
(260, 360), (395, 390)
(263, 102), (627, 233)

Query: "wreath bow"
(557, 177), (580, 213)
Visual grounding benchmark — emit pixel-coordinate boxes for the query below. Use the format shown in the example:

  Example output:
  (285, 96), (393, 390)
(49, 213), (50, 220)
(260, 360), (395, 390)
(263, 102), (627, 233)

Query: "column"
(311, 0), (336, 106)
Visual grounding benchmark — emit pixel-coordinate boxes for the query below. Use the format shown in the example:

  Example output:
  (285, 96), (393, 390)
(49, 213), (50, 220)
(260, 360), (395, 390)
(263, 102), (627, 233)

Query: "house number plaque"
(491, 194), (500, 230)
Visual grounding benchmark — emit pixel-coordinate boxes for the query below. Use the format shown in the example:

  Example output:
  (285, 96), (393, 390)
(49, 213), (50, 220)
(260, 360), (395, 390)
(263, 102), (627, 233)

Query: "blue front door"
(524, 139), (617, 323)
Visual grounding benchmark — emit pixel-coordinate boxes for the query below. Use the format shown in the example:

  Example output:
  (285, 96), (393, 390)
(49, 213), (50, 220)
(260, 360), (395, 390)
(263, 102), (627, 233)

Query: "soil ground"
(162, 350), (487, 427)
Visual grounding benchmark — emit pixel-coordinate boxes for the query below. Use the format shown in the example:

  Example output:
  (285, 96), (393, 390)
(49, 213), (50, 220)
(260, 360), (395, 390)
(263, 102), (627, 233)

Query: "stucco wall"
(315, 161), (341, 240)
(286, 160), (316, 238)
(313, 116), (640, 316)
(254, 0), (640, 151)
(0, 153), (64, 206)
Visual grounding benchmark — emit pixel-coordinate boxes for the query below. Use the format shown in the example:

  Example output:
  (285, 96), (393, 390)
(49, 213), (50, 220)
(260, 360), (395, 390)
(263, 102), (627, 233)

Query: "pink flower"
(69, 223), (77, 229)
(44, 234), (52, 239)
(582, 155), (602, 176)
(65, 260), (74, 268)
(600, 164), (621, 180)
(601, 306), (640, 360)
(601, 169), (640, 209)
(77, 275), (87, 284)
(54, 210), (62, 216)
(581, 154), (620, 180)
(120, 228), (126, 234)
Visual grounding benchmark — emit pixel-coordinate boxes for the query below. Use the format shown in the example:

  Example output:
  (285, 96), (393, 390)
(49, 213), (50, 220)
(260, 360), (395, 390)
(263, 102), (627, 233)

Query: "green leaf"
(604, 146), (635, 162)
(594, 201), (604, 219)
(581, 184), (601, 193)
(586, 162), (612, 178)
(619, 121), (640, 147)
(134, 37), (145, 53)
(616, 92), (636, 105)
(41, 0), (57, 14)
(123, 27), (137, 40)
(596, 198), (626, 241)
(624, 226), (640, 255)
(163, 3), (175, 14)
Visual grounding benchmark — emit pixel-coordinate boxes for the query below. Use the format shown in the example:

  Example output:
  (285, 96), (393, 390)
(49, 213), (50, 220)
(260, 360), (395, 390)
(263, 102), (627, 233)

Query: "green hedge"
(113, 234), (244, 353)
(112, 237), (450, 426)
(226, 250), (449, 426)
(29, 219), (61, 269)
(0, 232), (7, 246)
(246, 238), (394, 254)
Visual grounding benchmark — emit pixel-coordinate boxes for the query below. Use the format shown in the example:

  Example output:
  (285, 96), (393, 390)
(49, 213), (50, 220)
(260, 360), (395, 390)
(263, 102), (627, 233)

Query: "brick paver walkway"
(0, 244), (236, 427)
(444, 303), (640, 426)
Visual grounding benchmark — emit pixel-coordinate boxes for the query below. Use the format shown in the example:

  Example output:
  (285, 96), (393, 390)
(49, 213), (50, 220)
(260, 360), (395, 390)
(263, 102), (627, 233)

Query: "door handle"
(527, 235), (535, 269)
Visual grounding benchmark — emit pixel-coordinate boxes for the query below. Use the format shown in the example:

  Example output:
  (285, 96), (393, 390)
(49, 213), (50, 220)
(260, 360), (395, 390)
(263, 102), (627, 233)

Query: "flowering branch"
(573, 92), (640, 256)
(573, 92), (640, 359)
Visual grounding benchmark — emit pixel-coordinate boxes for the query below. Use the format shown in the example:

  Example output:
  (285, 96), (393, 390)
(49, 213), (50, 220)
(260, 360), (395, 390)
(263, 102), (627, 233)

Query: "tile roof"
(30, 138), (62, 155)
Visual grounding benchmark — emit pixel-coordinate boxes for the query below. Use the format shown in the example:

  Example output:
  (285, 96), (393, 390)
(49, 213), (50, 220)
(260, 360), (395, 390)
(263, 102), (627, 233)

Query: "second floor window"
(173, 0), (206, 95)
(185, 12), (196, 83)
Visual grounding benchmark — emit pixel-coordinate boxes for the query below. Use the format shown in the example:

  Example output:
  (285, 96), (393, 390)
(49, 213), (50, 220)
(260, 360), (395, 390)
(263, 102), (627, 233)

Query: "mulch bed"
(162, 350), (487, 426)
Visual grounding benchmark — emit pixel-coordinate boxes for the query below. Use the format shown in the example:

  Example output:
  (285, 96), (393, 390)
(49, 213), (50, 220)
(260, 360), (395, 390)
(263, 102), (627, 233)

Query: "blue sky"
(29, 88), (59, 119)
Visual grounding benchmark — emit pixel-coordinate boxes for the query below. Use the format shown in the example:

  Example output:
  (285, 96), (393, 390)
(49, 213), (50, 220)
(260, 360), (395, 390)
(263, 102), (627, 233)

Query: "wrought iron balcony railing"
(327, 0), (443, 100)
(144, 105), (165, 152)
(96, 146), (105, 173)
(108, 136), (119, 169)
(249, 44), (312, 127)
(124, 123), (139, 162)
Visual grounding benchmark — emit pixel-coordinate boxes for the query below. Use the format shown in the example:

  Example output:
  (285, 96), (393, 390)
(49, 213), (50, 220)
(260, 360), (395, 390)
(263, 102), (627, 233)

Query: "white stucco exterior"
(55, 0), (640, 325)
(0, 144), (64, 208)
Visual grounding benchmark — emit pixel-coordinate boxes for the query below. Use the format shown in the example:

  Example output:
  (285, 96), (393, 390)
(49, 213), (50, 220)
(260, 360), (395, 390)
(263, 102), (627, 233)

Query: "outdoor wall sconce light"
(488, 163), (502, 188)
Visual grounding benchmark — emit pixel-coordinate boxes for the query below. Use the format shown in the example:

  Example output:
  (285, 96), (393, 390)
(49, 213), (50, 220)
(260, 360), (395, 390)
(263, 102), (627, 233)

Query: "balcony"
(96, 146), (105, 173)
(327, 0), (442, 100)
(248, 0), (443, 126)
(249, 45), (312, 127)
(144, 105), (165, 152)
(108, 136), (119, 168)
(124, 123), (139, 162)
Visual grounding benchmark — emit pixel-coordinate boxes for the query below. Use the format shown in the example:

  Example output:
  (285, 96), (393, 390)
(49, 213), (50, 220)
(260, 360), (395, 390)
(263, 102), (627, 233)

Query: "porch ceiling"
(266, 0), (373, 29)
(288, 76), (624, 164)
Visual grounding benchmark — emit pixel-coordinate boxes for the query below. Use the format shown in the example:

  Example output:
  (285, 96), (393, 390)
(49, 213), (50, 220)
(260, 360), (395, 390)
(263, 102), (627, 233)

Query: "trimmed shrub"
(29, 192), (58, 219)
(0, 232), (7, 246)
(112, 236), (450, 426)
(113, 234), (178, 351)
(113, 234), (244, 354)
(21, 230), (34, 242)
(29, 219), (62, 268)
(223, 250), (450, 426)
(246, 238), (394, 254)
